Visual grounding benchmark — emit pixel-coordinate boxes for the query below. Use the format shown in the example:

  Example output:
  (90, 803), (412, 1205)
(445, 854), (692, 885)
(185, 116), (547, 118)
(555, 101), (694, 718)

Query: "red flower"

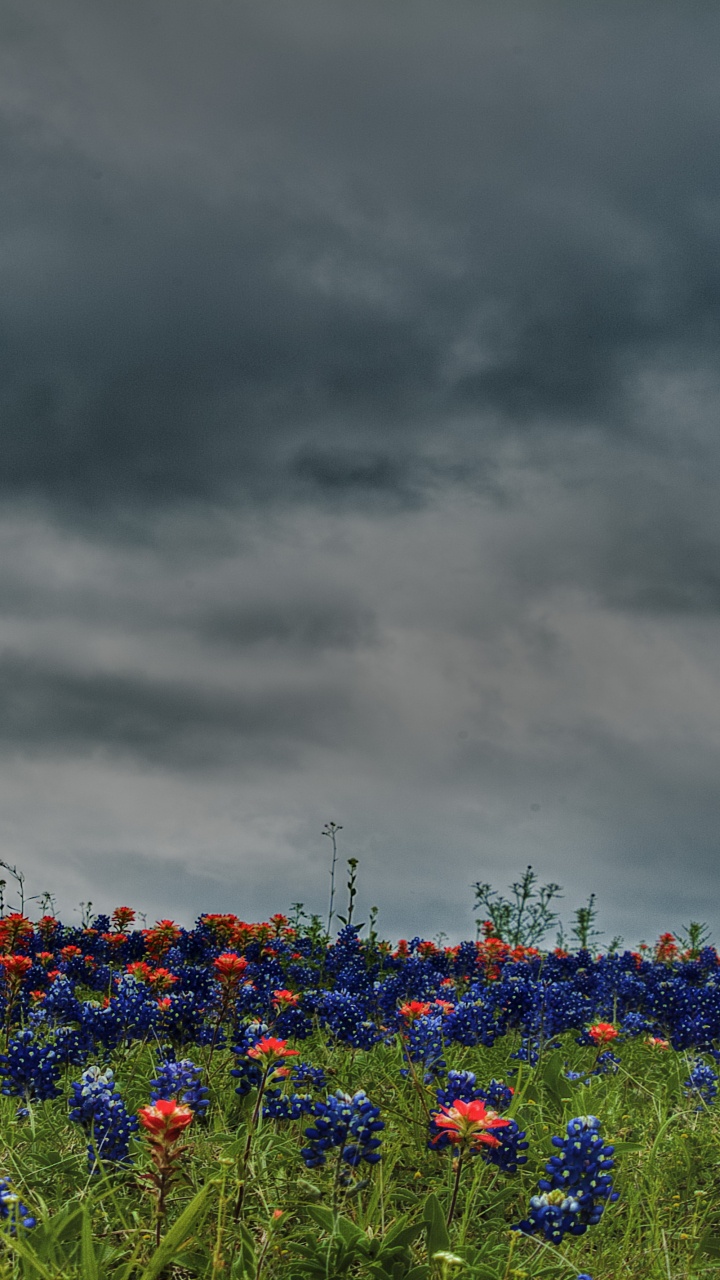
(138, 1099), (194, 1143)
(431, 1099), (510, 1151)
(247, 1036), (298, 1065)
(588, 1022), (618, 1045)
(271, 988), (299, 1010)
(398, 1000), (432, 1022)
(0, 954), (33, 984)
(112, 906), (136, 931)
(147, 967), (178, 992)
(213, 952), (248, 984)
(0, 914), (33, 953)
(102, 932), (128, 950)
(142, 920), (181, 960)
(433, 999), (455, 1015)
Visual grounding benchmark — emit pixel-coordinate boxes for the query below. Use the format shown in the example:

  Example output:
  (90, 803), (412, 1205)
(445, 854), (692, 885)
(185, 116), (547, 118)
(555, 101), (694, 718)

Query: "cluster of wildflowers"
(429, 1072), (527, 1173)
(0, 1029), (63, 1107)
(68, 1066), (138, 1172)
(2, 899), (720, 1254)
(302, 1090), (384, 1170)
(150, 1058), (209, 1119)
(515, 1115), (618, 1244)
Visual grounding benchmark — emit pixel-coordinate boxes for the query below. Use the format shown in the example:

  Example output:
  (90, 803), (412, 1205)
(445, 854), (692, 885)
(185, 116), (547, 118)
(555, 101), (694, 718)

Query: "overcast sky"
(1, 0), (719, 944)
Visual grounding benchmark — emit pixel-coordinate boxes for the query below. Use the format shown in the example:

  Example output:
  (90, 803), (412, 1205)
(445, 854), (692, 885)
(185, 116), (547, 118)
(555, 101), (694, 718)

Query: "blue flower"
(69, 1066), (138, 1172)
(0, 1030), (62, 1103)
(0, 1178), (36, 1231)
(302, 1090), (384, 1169)
(150, 1057), (209, 1119)
(263, 1090), (314, 1120)
(684, 1059), (718, 1108)
(515, 1115), (618, 1243)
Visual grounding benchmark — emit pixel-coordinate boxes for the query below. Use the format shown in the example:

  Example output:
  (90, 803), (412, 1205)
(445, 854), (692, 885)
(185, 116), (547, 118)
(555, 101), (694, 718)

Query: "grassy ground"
(2, 1023), (720, 1279)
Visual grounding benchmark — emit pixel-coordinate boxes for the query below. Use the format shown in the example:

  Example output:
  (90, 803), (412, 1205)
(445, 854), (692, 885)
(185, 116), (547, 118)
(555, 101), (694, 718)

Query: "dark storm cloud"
(2, 0), (720, 532)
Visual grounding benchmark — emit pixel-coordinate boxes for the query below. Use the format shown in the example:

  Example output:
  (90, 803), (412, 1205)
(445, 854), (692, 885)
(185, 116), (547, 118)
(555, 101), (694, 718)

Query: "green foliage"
(676, 921), (712, 960)
(473, 866), (563, 947)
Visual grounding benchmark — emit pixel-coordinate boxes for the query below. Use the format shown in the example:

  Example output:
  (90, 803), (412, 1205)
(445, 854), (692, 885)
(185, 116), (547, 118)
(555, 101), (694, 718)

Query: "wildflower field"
(1, 903), (720, 1280)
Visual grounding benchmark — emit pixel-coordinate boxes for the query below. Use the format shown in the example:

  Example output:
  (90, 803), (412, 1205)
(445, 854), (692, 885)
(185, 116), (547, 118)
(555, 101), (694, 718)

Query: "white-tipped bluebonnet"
(302, 1090), (384, 1170)
(291, 1061), (327, 1092)
(150, 1058), (209, 1119)
(230, 1022), (268, 1096)
(263, 1089), (314, 1120)
(69, 1066), (138, 1172)
(0, 1030), (62, 1103)
(515, 1115), (618, 1243)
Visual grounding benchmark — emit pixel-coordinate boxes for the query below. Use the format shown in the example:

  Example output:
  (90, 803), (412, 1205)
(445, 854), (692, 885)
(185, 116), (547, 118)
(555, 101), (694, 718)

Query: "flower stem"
(446, 1154), (464, 1227)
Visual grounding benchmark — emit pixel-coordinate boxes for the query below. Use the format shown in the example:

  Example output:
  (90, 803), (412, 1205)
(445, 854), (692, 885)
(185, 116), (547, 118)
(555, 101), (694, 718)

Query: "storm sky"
(1, 0), (720, 944)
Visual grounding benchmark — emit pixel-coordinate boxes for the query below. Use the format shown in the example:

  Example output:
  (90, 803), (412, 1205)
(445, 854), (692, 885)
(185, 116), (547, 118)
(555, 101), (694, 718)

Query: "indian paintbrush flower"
(138, 1099), (194, 1246)
(429, 1098), (511, 1226)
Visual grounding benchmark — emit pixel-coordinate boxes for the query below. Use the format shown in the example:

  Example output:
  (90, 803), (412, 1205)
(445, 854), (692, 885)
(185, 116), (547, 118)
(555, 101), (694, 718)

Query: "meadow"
(0, 889), (719, 1280)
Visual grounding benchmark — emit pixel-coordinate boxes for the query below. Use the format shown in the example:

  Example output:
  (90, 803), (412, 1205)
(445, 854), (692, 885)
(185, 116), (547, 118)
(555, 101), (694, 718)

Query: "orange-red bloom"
(431, 1099), (510, 1151)
(399, 1000), (432, 1022)
(588, 1022), (619, 1045)
(142, 920), (182, 960)
(213, 952), (248, 984)
(0, 954), (33, 984)
(247, 1036), (298, 1065)
(147, 967), (179, 992)
(0, 914), (33, 954)
(271, 988), (299, 1010)
(138, 1098), (194, 1143)
(112, 906), (136, 931)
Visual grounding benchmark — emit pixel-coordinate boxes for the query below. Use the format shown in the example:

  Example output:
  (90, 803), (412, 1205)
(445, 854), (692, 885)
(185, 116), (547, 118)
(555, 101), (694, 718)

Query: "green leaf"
(80, 1207), (98, 1280)
(336, 1214), (365, 1246)
(137, 1180), (216, 1280)
(541, 1050), (575, 1109)
(422, 1192), (450, 1257)
(695, 1229), (720, 1260)
(380, 1219), (423, 1252)
(10, 1236), (55, 1280)
(306, 1204), (338, 1233)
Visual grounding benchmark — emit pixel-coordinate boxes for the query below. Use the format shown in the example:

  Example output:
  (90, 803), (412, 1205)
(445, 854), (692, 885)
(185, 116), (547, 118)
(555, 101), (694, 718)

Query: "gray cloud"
(0, 0), (718, 941)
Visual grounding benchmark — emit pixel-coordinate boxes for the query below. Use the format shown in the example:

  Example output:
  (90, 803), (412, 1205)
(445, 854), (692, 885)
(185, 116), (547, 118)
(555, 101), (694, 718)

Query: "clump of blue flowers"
(302, 1090), (384, 1170)
(150, 1058), (209, 1119)
(69, 1066), (138, 1172)
(515, 1115), (618, 1244)
(0, 1029), (62, 1105)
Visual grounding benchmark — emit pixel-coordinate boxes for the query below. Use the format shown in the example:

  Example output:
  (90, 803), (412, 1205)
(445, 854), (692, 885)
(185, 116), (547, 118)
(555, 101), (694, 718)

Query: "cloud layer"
(0, 0), (719, 942)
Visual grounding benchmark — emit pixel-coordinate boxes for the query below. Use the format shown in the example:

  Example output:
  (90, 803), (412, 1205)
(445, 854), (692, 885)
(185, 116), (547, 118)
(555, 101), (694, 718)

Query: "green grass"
(2, 1027), (720, 1280)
